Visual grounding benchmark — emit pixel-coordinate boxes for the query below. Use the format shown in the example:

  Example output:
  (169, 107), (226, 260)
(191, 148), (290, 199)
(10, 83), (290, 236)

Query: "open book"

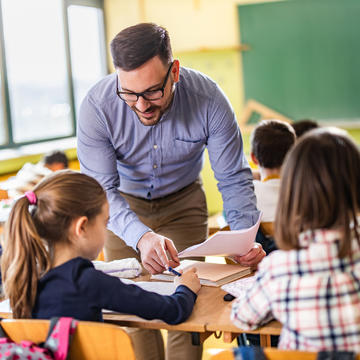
(151, 260), (251, 287)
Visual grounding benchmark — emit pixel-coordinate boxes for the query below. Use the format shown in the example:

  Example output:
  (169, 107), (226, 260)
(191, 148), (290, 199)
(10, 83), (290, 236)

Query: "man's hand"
(233, 242), (266, 269)
(137, 231), (180, 274)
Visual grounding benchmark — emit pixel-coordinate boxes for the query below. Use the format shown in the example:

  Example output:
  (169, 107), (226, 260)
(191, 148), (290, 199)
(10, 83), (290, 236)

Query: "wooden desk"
(202, 285), (281, 346)
(104, 284), (282, 347)
(0, 276), (282, 347)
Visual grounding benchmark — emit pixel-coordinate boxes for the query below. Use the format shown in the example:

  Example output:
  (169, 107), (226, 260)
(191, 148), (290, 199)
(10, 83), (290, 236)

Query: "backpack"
(0, 317), (78, 360)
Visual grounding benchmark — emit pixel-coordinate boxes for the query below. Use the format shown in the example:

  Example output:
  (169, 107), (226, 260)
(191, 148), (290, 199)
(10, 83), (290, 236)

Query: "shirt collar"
(298, 228), (341, 248)
(298, 218), (360, 248)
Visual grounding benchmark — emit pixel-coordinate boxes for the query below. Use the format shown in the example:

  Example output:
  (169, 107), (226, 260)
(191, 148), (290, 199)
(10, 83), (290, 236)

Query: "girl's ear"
(73, 216), (89, 238)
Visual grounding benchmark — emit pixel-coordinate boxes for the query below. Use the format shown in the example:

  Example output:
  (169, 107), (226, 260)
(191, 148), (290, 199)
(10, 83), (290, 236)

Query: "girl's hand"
(174, 267), (201, 294)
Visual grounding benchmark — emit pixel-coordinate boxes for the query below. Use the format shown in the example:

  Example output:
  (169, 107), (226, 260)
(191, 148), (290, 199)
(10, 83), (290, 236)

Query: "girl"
(1, 170), (200, 323)
(231, 127), (360, 351)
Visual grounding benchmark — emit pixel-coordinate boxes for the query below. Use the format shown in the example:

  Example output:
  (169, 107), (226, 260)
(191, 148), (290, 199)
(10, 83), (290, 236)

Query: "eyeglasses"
(116, 62), (174, 102)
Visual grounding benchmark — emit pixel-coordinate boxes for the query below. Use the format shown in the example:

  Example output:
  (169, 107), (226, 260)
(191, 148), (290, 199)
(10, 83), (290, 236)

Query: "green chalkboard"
(238, 0), (360, 123)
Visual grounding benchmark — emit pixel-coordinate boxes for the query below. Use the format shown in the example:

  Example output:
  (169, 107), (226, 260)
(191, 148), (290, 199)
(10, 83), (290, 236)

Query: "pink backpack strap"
(45, 317), (78, 360)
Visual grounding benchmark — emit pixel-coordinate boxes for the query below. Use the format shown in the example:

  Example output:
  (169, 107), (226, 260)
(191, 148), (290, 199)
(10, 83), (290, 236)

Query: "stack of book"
(151, 260), (251, 287)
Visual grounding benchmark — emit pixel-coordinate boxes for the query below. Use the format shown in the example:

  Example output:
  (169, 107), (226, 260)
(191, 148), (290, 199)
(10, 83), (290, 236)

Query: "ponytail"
(1, 170), (106, 318)
(2, 195), (50, 318)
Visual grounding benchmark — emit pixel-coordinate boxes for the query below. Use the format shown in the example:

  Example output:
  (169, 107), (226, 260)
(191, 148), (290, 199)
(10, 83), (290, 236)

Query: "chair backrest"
(210, 348), (360, 360)
(260, 222), (274, 237)
(0, 319), (136, 360)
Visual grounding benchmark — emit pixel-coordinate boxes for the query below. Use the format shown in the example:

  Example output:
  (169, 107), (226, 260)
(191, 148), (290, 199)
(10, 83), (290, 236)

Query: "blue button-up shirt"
(77, 66), (259, 249)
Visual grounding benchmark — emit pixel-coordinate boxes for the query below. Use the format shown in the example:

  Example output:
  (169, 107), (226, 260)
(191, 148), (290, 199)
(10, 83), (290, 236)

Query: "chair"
(260, 222), (274, 237)
(96, 249), (105, 261)
(210, 348), (360, 360)
(0, 189), (8, 200)
(0, 319), (136, 360)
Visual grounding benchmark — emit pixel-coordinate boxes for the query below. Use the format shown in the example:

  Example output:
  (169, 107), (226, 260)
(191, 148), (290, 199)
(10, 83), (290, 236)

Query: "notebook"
(151, 260), (252, 287)
(221, 276), (256, 298)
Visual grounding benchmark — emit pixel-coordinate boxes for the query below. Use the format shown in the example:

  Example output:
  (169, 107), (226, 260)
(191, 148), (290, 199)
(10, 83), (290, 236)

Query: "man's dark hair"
(251, 119), (296, 169)
(292, 119), (319, 138)
(110, 23), (173, 71)
(43, 150), (68, 168)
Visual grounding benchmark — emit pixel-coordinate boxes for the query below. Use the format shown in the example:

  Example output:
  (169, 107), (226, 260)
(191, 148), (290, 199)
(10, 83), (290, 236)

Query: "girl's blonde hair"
(275, 127), (360, 255)
(1, 170), (107, 318)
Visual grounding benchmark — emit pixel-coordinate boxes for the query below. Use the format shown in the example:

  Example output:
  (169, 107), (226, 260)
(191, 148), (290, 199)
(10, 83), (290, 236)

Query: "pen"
(168, 266), (182, 277)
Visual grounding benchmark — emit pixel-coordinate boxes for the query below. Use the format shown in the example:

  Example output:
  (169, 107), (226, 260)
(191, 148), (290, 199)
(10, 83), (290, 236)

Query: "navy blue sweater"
(32, 257), (197, 324)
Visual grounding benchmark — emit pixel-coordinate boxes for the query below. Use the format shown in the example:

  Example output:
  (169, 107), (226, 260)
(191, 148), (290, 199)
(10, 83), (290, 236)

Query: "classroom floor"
(202, 333), (237, 359)
(161, 330), (237, 360)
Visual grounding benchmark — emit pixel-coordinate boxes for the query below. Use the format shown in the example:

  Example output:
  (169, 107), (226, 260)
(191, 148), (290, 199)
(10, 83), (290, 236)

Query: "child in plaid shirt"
(231, 127), (360, 351)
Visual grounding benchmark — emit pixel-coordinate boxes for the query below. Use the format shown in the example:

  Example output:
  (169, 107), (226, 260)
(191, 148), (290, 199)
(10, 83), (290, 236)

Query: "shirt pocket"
(164, 137), (206, 164)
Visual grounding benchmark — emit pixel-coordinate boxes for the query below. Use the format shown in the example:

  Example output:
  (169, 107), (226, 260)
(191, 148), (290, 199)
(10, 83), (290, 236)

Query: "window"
(0, 0), (107, 149)
(0, 74), (6, 144)
(68, 4), (107, 114)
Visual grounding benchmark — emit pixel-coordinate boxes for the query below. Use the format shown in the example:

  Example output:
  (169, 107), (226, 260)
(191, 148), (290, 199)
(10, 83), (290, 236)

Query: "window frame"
(0, 0), (107, 150)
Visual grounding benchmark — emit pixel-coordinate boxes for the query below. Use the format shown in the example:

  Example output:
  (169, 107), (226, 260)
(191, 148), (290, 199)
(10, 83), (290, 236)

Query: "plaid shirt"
(231, 227), (360, 351)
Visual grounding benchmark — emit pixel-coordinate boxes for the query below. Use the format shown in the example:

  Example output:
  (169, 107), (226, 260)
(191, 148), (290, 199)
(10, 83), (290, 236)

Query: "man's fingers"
(155, 244), (170, 269)
(143, 259), (165, 274)
(243, 248), (260, 262)
(148, 248), (167, 271)
(168, 259), (180, 268)
(235, 248), (266, 267)
(164, 238), (179, 263)
(239, 244), (262, 262)
(142, 261), (157, 275)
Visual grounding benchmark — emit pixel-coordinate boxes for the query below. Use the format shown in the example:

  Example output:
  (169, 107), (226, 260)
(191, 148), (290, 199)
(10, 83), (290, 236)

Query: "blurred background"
(0, 0), (359, 215)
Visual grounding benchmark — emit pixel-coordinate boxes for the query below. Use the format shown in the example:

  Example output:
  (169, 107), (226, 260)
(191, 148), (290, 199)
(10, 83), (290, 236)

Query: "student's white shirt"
(253, 178), (281, 222)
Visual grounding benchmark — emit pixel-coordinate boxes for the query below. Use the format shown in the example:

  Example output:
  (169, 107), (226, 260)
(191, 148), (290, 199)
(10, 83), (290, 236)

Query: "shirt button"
(153, 164), (157, 169)
(153, 144), (158, 149)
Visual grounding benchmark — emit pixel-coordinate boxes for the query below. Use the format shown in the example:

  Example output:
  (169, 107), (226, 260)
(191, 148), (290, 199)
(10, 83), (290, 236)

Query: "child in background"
(250, 120), (296, 242)
(1, 150), (69, 198)
(42, 150), (68, 171)
(231, 128), (360, 351)
(1, 170), (200, 323)
(292, 119), (319, 138)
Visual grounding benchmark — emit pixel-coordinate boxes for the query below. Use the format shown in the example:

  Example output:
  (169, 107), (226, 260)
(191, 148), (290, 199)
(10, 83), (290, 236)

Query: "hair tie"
(25, 191), (37, 205)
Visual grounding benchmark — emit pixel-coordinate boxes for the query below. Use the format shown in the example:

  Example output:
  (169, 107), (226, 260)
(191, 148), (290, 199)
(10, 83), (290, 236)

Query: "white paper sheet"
(0, 299), (11, 313)
(120, 278), (177, 295)
(178, 213), (262, 257)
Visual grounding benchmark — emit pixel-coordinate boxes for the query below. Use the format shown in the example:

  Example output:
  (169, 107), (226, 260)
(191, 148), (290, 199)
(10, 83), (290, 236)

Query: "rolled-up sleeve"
(207, 85), (259, 229)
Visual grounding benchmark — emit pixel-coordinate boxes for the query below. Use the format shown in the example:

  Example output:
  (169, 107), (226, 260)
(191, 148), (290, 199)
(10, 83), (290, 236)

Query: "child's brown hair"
(251, 119), (296, 169)
(275, 128), (360, 255)
(1, 170), (107, 318)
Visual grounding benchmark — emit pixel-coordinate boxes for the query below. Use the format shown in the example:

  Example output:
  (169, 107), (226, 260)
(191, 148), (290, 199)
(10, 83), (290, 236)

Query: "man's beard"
(131, 104), (162, 126)
(130, 82), (175, 126)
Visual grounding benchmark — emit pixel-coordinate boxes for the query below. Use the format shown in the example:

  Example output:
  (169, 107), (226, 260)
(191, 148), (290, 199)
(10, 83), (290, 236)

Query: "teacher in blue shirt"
(78, 22), (265, 276)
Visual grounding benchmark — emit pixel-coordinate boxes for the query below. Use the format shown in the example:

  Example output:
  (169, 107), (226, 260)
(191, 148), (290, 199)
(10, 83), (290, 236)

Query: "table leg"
(223, 331), (238, 343)
(260, 334), (271, 347)
(191, 331), (212, 345)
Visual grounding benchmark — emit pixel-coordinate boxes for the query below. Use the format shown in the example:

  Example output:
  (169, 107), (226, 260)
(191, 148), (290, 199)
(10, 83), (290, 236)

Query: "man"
(77, 23), (265, 360)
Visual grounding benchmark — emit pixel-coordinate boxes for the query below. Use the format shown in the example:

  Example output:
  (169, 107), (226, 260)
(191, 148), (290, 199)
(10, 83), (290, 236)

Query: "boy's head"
(251, 119), (296, 170)
(292, 119), (318, 138)
(43, 150), (68, 171)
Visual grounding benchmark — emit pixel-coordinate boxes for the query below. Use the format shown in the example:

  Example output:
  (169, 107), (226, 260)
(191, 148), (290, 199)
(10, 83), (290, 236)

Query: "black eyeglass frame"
(116, 61), (174, 102)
